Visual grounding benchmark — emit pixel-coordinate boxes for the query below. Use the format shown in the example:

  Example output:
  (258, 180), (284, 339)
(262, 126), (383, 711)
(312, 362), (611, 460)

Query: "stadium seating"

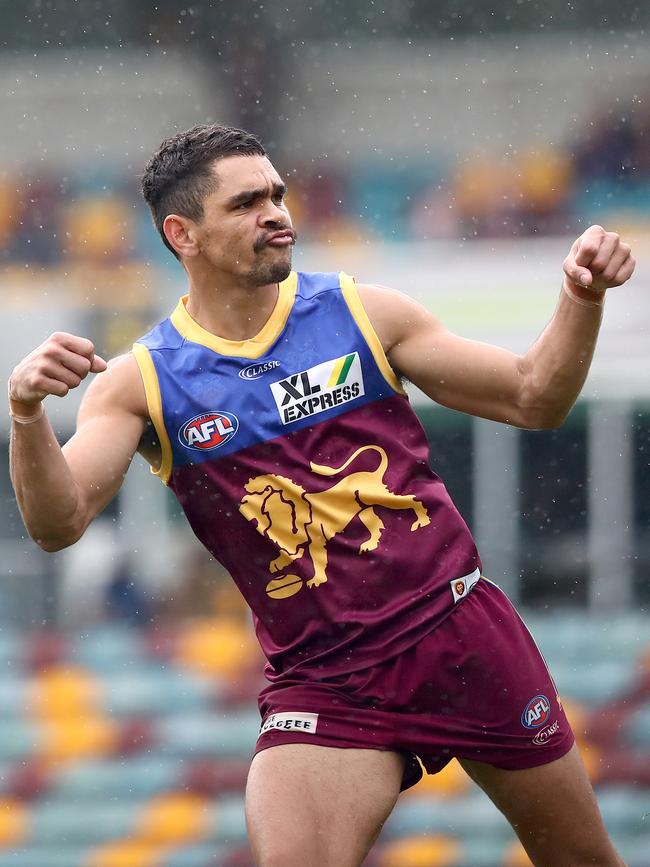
(0, 613), (646, 866)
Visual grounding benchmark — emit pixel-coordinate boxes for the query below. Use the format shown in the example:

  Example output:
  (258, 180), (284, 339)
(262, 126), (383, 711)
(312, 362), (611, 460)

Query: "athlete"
(9, 124), (634, 867)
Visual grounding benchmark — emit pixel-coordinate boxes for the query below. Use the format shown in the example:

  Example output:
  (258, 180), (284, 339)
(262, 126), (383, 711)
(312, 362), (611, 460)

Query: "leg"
(246, 743), (404, 867)
(358, 507), (385, 551)
(460, 745), (625, 867)
(305, 532), (329, 588)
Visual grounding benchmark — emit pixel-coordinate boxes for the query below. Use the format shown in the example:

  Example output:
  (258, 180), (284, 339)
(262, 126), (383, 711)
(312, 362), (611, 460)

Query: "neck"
(184, 271), (281, 342)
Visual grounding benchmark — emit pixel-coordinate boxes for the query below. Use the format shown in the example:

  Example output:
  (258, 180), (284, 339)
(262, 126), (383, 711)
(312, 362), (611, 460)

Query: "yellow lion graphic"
(239, 445), (430, 594)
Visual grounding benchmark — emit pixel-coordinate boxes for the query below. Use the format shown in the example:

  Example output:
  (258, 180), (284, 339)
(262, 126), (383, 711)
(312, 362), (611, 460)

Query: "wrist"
(8, 384), (44, 423)
(562, 278), (606, 308)
(9, 401), (44, 424)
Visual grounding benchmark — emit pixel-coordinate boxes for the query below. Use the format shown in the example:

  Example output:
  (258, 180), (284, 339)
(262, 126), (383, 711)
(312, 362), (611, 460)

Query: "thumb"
(90, 355), (108, 373)
(563, 256), (593, 288)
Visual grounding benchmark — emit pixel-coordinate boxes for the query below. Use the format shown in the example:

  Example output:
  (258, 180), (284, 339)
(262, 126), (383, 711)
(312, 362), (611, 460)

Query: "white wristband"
(563, 282), (605, 308)
(9, 403), (44, 425)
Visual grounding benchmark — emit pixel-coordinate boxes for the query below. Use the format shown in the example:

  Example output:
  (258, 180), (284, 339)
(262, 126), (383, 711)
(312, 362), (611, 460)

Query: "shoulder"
(78, 352), (148, 425)
(355, 282), (443, 354)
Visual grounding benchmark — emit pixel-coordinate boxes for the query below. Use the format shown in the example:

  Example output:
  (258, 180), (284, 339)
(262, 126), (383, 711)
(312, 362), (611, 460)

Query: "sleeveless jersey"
(133, 271), (481, 679)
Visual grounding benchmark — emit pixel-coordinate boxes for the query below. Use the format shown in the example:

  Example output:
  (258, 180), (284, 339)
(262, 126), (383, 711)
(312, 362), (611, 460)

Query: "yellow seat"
(176, 617), (259, 678)
(0, 797), (29, 850)
(405, 759), (471, 799)
(378, 833), (461, 867)
(135, 792), (209, 845)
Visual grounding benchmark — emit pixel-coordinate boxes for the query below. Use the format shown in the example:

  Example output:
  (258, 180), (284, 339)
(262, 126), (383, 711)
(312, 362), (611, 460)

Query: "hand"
(8, 332), (107, 416)
(563, 225), (635, 297)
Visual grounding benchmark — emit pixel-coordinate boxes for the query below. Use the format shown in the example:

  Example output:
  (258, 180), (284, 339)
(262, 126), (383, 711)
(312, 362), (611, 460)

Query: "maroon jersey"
(133, 271), (481, 679)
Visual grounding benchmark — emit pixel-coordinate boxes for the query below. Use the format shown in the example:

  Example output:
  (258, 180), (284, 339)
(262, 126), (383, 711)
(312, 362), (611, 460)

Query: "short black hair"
(141, 123), (266, 259)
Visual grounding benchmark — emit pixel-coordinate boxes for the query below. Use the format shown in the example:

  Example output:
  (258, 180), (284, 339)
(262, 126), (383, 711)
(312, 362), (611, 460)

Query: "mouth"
(261, 230), (296, 248)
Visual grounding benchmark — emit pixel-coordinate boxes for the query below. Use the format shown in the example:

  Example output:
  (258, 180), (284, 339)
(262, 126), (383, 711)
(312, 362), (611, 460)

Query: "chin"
(249, 254), (292, 287)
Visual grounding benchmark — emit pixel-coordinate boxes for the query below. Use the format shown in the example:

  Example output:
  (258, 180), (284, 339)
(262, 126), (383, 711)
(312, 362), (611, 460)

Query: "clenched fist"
(8, 332), (107, 416)
(563, 225), (635, 297)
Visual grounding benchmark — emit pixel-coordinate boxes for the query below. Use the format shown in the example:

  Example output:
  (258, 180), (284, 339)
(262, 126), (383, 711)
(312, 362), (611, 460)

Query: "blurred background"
(1, 1), (650, 865)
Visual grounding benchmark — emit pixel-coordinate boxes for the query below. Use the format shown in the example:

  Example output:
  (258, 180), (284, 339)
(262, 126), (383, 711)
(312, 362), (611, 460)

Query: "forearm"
(520, 281), (605, 427)
(9, 406), (85, 550)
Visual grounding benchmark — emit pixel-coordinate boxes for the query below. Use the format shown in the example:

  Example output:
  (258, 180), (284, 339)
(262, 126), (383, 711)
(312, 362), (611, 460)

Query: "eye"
(237, 199), (254, 210)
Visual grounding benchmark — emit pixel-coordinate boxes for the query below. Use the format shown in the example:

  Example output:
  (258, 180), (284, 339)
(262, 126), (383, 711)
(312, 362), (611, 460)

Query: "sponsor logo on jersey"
(532, 720), (560, 745)
(270, 353), (364, 424)
(238, 359), (281, 381)
(521, 694), (552, 729)
(450, 568), (481, 603)
(179, 411), (239, 450)
(258, 712), (319, 737)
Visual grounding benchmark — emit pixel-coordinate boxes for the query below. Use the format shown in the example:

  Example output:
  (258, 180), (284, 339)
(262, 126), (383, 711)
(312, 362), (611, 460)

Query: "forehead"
(211, 154), (283, 195)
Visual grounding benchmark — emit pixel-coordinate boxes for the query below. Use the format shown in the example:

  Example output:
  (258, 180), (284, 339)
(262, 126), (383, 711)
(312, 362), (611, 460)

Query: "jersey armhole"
(131, 343), (173, 485)
(338, 272), (406, 395)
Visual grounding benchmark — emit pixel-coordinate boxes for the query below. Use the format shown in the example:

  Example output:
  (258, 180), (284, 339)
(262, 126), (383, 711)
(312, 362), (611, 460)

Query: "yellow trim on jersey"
(131, 342), (173, 486)
(338, 272), (405, 395)
(169, 271), (297, 358)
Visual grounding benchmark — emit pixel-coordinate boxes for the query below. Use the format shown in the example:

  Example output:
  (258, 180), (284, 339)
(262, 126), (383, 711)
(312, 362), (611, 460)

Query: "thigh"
(460, 745), (625, 867)
(246, 743), (404, 867)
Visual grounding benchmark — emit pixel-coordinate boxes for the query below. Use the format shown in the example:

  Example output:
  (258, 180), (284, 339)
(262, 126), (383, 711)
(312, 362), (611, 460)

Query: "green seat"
(623, 705), (650, 748)
(101, 667), (217, 717)
(597, 785), (650, 834)
(156, 710), (260, 758)
(201, 797), (248, 845)
(0, 847), (87, 867)
(0, 679), (28, 718)
(384, 793), (512, 841)
(69, 625), (146, 672)
(29, 800), (136, 845)
(162, 843), (231, 866)
(53, 755), (184, 800)
(0, 720), (40, 761)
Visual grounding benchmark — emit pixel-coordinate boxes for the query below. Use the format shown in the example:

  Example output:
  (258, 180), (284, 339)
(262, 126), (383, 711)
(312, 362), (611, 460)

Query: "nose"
(258, 199), (289, 228)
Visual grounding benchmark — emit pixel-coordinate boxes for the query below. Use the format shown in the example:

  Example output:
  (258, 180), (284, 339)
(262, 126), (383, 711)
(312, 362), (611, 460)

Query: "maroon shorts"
(255, 578), (574, 790)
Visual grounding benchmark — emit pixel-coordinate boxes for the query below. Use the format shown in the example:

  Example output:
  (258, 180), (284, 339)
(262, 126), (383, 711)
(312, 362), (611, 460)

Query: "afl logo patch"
(238, 359), (280, 381)
(179, 411), (239, 450)
(521, 694), (551, 729)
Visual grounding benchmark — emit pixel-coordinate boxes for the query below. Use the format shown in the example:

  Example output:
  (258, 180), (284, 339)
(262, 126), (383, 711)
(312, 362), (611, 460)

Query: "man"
(9, 124), (634, 866)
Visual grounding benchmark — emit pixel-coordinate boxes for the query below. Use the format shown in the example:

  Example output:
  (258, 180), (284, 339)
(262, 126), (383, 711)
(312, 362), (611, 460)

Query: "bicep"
(391, 325), (529, 425)
(358, 284), (530, 426)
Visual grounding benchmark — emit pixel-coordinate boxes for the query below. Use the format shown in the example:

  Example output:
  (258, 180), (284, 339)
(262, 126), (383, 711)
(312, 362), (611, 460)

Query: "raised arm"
(8, 333), (149, 551)
(360, 225), (635, 429)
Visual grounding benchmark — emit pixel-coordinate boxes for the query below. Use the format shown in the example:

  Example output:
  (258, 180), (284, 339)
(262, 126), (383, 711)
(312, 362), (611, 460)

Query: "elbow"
(35, 536), (79, 553)
(527, 413), (566, 431)
(515, 388), (568, 430)
(518, 403), (569, 431)
(516, 376), (571, 430)
(30, 521), (86, 553)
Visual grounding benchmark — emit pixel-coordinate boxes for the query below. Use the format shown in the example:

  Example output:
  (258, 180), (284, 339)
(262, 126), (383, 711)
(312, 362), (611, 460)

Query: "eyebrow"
(225, 182), (287, 209)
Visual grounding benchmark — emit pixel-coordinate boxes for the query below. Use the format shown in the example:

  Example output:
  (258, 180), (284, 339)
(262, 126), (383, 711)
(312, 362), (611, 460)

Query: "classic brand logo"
(270, 353), (364, 424)
(521, 694), (552, 729)
(238, 359), (281, 381)
(258, 712), (319, 737)
(239, 444), (430, 599)
(532, 720), (560, 746)
(179, 411), (239, 450)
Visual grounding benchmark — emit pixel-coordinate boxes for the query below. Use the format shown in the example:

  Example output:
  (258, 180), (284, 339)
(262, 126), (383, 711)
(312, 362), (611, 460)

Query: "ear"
(163, 214), (198, 258)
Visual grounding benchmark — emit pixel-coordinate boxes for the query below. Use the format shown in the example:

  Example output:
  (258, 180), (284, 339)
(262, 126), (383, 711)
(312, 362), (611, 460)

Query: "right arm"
(8, 333), (149, 551)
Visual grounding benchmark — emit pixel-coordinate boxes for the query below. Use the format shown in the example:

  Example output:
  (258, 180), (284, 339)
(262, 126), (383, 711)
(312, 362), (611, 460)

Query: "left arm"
(359, 225), (635, 429)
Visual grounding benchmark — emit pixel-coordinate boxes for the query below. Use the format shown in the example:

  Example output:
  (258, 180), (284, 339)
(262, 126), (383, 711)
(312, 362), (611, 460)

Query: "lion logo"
(239, 445), (430, 599)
